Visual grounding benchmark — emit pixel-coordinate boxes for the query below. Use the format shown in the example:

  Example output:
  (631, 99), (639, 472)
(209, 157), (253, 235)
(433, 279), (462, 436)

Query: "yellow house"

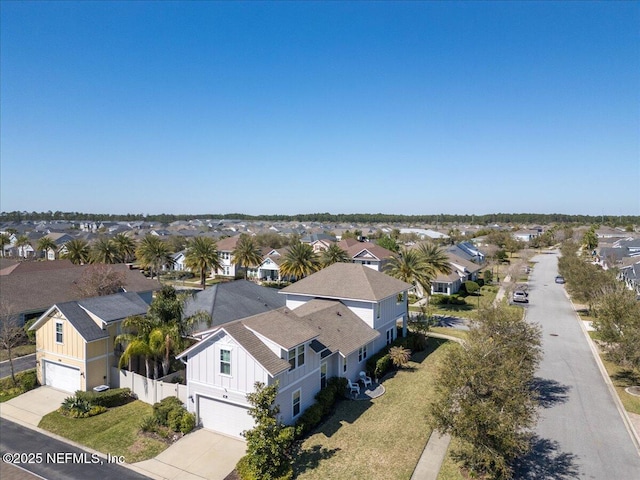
(29, 292), (149, 393)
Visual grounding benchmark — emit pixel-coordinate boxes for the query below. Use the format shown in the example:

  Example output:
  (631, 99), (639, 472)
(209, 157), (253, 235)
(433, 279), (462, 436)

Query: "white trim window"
(288, 345), (305, 371)
(55, 322), (63, 344)
(292, 389), (301, 417)
(220, 349), (231, 376)
(343, 355), (348, 373)
(386, 327), (394, 346)
(358, 345), (367, 362)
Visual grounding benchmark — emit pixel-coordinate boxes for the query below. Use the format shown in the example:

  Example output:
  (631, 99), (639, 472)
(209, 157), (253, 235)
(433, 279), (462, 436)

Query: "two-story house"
(177, 263), (410, 439)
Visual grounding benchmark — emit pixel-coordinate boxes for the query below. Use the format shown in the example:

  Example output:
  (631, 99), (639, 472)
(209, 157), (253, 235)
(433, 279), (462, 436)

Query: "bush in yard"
(146, 396), (195, 436)
(152, 396), (185, 425)
(403, 331), (428, 352)
(179, 411), (196, 434)
(75, 388), (133, 408)
(464, 281), (480, 296)
(389, 346), (412, 369)
(375, 354), (392, 378)
(295, 403), (324, 436)
(59, 395), (107, 418)
(0, 369), (38, 402)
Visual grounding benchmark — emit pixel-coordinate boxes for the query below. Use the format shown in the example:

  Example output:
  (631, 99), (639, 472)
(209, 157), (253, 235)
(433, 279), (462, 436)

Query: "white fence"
(110, 368), (188, 405)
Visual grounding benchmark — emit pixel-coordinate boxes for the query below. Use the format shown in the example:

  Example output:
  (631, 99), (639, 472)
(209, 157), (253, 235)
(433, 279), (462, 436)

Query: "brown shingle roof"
(0, 261), (159, 316)
(223, 322), (292, 376)
(242, 309), (318, 350)
(280, 262), (411, 301)
(216, 235), (241, 251)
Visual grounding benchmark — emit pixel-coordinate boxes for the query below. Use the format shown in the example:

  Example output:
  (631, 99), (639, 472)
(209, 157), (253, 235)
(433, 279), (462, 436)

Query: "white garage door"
(43, 361), (80, 393)
(198, 396), (254, 439)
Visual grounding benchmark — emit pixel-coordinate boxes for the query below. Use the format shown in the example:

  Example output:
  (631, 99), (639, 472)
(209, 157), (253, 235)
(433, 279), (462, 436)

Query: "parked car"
(513, 291), (529, 303)
(555, 275), (565, 284)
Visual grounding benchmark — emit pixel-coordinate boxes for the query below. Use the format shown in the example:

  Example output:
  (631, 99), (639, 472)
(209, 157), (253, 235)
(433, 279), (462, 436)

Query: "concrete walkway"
(411, 431), (451, 480)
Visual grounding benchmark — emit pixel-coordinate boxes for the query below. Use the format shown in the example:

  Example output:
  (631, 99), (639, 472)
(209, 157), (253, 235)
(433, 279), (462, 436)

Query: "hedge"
(75, 388), (134, 408)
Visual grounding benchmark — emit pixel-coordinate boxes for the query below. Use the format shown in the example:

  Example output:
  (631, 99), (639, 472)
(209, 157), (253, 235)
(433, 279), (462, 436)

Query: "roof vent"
(336, 311), (341, 316)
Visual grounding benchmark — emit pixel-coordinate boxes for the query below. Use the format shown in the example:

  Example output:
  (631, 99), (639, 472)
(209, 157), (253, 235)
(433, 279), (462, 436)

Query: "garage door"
(43, 361), (80, 393)
(198, 396), (254, 439)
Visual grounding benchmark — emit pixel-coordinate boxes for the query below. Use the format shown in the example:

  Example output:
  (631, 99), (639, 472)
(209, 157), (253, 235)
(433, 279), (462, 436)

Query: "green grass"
(0, 343), (36, 362)
(294, 338), (456, 480)
(0, 369), (38, 402)
(437, 438), (466, 480)
(39, 400), (169, 463)
(429, 327), (468, 341)
(598, 357), (640, 415)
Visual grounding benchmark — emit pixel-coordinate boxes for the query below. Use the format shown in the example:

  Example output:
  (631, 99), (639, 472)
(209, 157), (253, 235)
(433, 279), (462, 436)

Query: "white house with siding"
(177, 263), (410, 439)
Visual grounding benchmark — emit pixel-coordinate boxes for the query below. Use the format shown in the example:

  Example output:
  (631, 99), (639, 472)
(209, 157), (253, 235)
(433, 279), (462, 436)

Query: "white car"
(513, 291), (529, 303)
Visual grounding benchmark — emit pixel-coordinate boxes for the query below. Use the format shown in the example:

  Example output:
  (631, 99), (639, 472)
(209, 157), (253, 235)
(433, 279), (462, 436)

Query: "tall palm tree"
(279, 242), (321, 281)
(91, 237), (122, 264)
(384, 247), (431, 295)
(61, 238), (90, 265)
(15, 235), (31, 258)
(116, 315), (155, 378)
(416, 242), (453, 291)
(231, 234), (263, 279)
(0, 233), (10, 257)
(113, 233), (136, 263)
(321, 243), (350, 267)
(136, 235), (174, 280)
(184, 236), (221, 289)
(36, 237), (58, 259)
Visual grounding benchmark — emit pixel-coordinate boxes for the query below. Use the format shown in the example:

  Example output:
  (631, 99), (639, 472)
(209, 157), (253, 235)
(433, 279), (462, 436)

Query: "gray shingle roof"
(77, 292), (149, 324)
(55, 301), (109, 342)
(242, 308), (318, 350)
(183, 280), (286, 332)
(280, 263), (411, 301)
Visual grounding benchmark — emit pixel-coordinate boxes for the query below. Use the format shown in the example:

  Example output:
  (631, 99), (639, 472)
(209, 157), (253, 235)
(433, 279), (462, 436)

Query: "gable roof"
(216, 235), (241, 251)
(281, 263), (411, 302)
(243, 308), (319, 350)
(183, 280), (286, 332)
(31, 292), (149, 342)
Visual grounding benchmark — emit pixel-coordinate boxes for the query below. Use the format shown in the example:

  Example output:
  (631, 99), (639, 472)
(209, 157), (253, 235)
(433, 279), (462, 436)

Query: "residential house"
(0, 260), (159, 325)
(177, 263), (411, 438)
(29, 292), (149, 393)
(512, 229), (541, 242)
(215, 235), (241, 278)
(447, 241), (486, 264)
(338, 239), (395, 272)
(619, 258), (640, 295)
(431, 253), (483, 296)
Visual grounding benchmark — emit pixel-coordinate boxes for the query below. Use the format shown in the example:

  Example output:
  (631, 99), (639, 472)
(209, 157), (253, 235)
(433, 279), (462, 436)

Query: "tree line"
(1, 210), (638, 227)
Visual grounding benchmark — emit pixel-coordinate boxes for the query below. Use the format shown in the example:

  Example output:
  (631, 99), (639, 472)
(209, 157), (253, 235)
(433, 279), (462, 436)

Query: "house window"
(288, 345), (305, 371)
(220, 349), (231, 375)
(292, 389), (301, 417)
(386, 328), (394, 346)
(358, 345), (367, 362)
(55, 322), (63, 344)
(343, 356), (348, 373)
(375, 303), (380, 319)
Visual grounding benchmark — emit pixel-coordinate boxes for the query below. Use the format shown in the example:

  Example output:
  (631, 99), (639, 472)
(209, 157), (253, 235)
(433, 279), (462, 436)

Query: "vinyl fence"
(110, 368), (187, 405)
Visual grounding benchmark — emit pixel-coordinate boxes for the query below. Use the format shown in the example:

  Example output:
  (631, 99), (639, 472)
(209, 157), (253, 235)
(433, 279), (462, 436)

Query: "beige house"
(29, 292), (149, 393)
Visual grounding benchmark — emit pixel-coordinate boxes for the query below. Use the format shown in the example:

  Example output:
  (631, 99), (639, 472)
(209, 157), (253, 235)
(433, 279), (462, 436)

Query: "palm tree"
(279, 242), (321, 280)
(116, 315), (155, 378)
(0, 233), (10, 257)
(36, 237), (58, 260)
(415, 243), (453, 292)
(61, 238), (90, 265)
(184, 236), (221, 289)
(91, 237), (122, 264)
(384, 247), (431, 295)
(15, 235), (31, 258)
(113, 233), (136, 263)
(321, 243), (350, 267)
(231, 234), (263, 279)
(136, 235), (174, 280)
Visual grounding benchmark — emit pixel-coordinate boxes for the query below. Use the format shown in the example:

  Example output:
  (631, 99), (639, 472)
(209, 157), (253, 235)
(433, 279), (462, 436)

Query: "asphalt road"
(0, 354), (36, 379)
(517, 251), (640, 479)
(0, 419), (151, 480)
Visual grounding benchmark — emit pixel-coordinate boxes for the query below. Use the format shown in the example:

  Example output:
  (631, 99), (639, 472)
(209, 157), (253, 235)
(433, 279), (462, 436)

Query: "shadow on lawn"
(293, 444), (341, 476)
(612, 368), (640, 387)
(513, 435), (581, 479)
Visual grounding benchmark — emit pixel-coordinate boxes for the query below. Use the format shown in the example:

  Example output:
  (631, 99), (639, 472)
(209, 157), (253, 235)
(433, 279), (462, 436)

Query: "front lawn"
(598, 356), (640, 415)
(294, 338), (455, 480)
(39, 400), (169, 463)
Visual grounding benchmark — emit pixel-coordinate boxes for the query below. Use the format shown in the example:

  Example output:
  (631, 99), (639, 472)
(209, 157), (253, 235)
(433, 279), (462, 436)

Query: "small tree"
(0, 302), (26, 385)
(240, 381), (296, 480)
(75, 264), (126, 298)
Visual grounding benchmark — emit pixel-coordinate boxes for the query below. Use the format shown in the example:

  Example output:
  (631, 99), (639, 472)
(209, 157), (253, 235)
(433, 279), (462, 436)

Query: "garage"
(197, 396), (254, 439)
(43, 361), (81, 393)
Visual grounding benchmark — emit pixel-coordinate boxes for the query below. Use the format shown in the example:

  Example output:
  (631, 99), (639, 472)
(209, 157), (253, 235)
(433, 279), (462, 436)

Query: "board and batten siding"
(273, 343), (319, 391)
(187, 331), (269, 394)
(36, 311), (86, 361)
(275, 368), (321, 425)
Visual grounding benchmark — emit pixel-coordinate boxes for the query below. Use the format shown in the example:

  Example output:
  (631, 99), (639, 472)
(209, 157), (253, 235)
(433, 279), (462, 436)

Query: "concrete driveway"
(131, 429), (246, 480)
(0, 386), (69, 427)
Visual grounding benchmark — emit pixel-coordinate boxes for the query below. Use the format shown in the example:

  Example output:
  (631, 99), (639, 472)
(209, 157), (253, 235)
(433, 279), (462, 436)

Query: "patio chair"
(359, 371), (372, 388)
(348, 379), (360, 397)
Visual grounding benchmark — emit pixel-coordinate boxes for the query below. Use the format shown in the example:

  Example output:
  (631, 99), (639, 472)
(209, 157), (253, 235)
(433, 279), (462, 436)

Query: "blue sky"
(1, 1), (638, 216)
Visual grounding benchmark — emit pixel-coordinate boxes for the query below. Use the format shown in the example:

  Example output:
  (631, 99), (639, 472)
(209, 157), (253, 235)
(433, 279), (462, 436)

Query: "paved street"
(518, 251), (640, 479)
(0, 419), (152, 480)
(1, 354), (36, 379)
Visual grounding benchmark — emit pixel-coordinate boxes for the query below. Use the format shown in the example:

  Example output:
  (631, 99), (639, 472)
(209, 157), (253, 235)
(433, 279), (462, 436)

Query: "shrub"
(179, 412), (196, 434)
(75, 388), (133, 408)
(167, 408), (183, 431)
(326, 376), (348, 399)
(147, 396), (194, 435)
(59, 395), (107, 418)
(375, 354), (392, 378)
(404, 331), (428, 352)
(152, 396), (185, 425)
(140, 415), (158, 432)
(295, 403), (324, 435)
